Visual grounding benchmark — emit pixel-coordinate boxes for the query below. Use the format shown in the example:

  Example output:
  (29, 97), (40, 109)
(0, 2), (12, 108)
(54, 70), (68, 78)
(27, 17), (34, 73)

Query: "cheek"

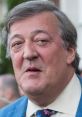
(10, 52), (23, 73)
(42, 46), (67, 72)
(41, 48), (60, 65)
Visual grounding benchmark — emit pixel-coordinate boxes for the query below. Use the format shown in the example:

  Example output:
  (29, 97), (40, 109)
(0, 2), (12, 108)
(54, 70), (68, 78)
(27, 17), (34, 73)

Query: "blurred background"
(0, 0), (82, 75)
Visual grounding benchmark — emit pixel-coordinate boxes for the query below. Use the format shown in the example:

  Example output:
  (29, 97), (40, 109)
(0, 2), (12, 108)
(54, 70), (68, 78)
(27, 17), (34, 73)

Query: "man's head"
(2, 0), (80, 106)
(0, 74), (20, 102)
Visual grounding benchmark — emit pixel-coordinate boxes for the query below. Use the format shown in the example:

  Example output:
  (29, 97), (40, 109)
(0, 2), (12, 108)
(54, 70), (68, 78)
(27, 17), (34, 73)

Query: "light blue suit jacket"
(0, 96), (28, 117)
(0, 76), (82, 117)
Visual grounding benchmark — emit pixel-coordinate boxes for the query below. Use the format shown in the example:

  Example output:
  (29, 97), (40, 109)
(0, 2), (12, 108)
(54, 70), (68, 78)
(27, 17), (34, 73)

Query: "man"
(0, 0), (82, 117)
(0, 74), (20, 102)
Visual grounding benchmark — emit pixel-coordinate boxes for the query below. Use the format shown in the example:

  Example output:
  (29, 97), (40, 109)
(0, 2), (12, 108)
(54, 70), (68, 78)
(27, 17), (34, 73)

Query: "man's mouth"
(26, 67), (41, 72)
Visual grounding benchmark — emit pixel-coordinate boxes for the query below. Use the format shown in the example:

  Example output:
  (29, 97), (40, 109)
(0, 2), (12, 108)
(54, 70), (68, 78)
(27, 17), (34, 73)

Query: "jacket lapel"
(10, 96), (28, 117)
(76, 76), (82, 117)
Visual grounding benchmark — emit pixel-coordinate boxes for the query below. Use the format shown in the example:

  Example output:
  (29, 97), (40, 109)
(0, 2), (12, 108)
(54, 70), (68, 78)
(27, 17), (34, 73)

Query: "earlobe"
(66, 48), (76, 64)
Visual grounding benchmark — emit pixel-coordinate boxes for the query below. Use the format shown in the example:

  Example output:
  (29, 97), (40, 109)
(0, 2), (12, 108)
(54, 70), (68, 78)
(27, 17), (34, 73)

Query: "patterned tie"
(31, 109), (57, 117)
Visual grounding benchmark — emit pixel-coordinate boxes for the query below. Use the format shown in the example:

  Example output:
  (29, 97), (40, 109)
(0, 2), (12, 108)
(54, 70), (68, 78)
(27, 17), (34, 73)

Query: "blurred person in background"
(0, 74), (20, 102)
(0, 97), (10, 108)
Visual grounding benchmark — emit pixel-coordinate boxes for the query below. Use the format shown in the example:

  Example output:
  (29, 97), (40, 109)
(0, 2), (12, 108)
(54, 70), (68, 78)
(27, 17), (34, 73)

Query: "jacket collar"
(10, 96), (28, 117)
(76, 75), (82, 117)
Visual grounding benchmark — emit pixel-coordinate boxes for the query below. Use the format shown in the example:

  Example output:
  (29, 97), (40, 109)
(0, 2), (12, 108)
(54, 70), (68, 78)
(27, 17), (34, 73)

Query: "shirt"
(26, 73), (81, 117)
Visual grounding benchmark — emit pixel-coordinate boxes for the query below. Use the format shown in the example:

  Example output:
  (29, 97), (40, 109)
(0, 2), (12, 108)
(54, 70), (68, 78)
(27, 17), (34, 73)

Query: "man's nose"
(23, 43), (38, 61)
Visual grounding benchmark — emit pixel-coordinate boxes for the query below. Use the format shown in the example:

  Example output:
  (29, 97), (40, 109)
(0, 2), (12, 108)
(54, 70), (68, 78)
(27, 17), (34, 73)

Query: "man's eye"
(10, 41), (23, 52)
(11, 42), (22, 47)
(34, 39), (49, 46)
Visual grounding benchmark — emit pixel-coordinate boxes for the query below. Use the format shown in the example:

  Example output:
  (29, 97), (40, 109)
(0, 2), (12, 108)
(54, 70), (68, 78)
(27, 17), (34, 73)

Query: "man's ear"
(66, 48), (76, 64)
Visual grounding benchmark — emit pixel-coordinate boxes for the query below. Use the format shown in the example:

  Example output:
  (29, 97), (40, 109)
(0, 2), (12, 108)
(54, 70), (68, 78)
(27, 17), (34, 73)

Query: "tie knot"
(36, 109), (57, 117)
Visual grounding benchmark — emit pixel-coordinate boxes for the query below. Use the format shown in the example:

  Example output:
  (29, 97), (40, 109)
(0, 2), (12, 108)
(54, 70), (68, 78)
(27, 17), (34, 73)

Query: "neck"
(28, 69), (75, 107)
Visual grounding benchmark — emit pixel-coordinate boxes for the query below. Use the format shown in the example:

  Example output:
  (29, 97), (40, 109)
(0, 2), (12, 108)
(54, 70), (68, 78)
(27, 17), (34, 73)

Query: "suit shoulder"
(0, 96), (28, 117)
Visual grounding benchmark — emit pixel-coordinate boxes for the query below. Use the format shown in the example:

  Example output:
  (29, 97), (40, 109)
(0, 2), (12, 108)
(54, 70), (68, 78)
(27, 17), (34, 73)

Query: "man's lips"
(25, 67), (41, 72)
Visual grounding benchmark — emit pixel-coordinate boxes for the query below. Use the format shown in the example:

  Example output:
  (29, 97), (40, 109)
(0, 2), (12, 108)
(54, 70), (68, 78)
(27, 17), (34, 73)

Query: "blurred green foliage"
(0, 43), (13, 74)
(7, 0), (28, 11)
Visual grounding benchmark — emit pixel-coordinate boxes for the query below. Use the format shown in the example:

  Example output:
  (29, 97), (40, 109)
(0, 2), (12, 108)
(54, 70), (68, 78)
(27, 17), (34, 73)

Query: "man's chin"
(24, 86), (44, 96)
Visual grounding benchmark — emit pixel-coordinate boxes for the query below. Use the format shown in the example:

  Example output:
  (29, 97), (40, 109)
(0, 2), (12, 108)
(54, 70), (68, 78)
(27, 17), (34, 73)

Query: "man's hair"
(2, 0), (80, 73)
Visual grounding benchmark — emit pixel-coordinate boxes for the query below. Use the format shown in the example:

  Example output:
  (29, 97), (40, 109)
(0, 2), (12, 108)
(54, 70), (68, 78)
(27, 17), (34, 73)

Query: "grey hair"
(2, 0), (80, 73)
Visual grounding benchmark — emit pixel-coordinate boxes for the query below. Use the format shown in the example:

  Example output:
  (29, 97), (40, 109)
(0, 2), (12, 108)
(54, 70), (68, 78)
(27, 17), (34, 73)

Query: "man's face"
(8, 12), (75, 98)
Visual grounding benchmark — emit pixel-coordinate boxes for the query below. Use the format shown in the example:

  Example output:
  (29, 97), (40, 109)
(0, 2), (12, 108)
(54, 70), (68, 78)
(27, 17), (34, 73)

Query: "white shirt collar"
(26, 73), (81, 117)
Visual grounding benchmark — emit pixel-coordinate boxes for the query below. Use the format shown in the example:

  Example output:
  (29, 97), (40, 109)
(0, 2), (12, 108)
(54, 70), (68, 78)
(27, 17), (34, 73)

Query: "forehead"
(9, 11), (60, 39)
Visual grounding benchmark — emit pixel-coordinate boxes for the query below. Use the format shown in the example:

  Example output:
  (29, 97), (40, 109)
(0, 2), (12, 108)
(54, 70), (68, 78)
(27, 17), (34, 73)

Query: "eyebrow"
(9, 34), (24, 41)
(9, 29), (53, 41)
(30, 29), (52, 39)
